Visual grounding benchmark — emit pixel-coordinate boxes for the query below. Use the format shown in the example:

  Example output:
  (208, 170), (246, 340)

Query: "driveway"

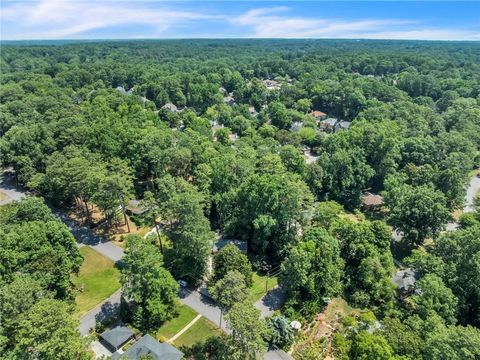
(0, 173), (26, 205)
(464, 174), (480, 213)
(79, 289), (122, 336)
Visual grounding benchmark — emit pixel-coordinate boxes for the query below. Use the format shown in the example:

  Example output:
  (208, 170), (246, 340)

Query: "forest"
(1, 39), (480, 359)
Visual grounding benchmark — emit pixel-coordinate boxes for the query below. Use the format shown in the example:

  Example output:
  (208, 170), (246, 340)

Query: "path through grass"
(156, 304), (197, 341)
(173, 317), (222, 347)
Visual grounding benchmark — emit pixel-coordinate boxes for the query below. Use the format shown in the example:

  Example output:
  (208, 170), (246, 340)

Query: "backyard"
(71, 246), (121, 318)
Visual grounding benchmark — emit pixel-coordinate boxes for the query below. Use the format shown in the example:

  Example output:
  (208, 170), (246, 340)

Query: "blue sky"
(1, 1), (479, 40)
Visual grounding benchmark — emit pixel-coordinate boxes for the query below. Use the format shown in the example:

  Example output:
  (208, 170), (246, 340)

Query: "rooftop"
(100, 326), (134, 351)
(310, 110), (327, 117)
(363, 192), (384, 207)
(111, 334), (183, 360)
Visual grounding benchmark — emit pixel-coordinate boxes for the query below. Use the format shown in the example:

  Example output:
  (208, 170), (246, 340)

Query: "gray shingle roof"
(100, 326), (134, 350)
(112, 334), (184, 360)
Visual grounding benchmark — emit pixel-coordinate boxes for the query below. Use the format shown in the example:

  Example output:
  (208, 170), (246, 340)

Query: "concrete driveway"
(0, 173), (26, 205)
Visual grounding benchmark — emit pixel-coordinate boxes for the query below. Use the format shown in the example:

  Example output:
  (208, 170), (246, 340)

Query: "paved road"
(79, 289), (122, 335)
(55, 211), (124, 262)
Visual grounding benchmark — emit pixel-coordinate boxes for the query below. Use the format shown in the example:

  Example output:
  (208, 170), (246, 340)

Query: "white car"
(178, 280), (188, 288)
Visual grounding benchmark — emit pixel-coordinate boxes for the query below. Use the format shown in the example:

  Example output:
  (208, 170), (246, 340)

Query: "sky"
(1, 1), (479, 41)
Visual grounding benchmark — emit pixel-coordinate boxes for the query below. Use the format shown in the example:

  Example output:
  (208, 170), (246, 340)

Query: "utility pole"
(154, 217), (163, 254)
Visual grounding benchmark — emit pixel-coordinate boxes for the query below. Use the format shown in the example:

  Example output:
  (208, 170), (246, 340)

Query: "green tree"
(267, 315), (295, 350)
(0, 275), (50, 353)
(121, 235), (179, 330)
(226, 301), (269, 359)
(231, 172), (313, 261)
(0, 220), (83, 298)
(155, 176), (213, 284)
(0, 197), (54, 224)
(409, 274), (458, 325)
(385, 184), (450, 246)
(93, 159), (134, 226)
(280, 228), (343, 313)
(317, 147), (374, 209)
(212, 244), (252, 287)
(210, 270), (249, 311)
(349, 331), (393, 360)
(13, 299), (88, 360)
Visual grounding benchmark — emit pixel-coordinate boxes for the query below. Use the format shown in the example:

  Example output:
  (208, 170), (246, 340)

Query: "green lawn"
(156, 305), (197, 341)
(71, 246), (121, 318)
(173, 317), (221, 348)
(249, 272), (279, 303)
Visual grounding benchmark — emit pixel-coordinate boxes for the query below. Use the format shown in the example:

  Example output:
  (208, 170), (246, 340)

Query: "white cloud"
(231, 6), (480, 41)
(1, 1), (478, 41)
(1, 0), (218, 39)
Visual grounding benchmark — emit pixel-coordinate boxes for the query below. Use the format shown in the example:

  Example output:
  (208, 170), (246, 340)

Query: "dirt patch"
(292, 298), (360, 359)
(0, 191), (8, 201)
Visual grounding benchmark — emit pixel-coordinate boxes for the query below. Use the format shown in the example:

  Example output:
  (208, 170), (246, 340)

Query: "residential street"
(8, 170), (479, 360)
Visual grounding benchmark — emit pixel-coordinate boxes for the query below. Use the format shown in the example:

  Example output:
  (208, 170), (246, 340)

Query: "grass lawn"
(71, 246), (121, 319)
(156, 305), (197, 341)
(249, 272), (278, 303)
(173, 317), (221, 348)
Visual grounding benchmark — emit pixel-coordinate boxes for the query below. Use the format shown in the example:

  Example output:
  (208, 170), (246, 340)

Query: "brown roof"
(363, 192), (384, 207)
(311, 110), (327, 117)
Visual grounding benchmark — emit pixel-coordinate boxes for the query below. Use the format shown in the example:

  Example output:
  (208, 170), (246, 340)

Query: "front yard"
(249, 271), (279, 303)
(156, 304), (198, 341)
(173, 317), (222, 347)
(71, 246), (121, 318)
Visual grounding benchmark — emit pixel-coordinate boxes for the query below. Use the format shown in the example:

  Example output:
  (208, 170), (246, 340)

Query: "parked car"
(178, 280), (188, 288)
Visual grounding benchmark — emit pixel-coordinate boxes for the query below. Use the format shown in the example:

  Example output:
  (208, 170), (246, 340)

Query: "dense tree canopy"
(1, 39), (479, 360)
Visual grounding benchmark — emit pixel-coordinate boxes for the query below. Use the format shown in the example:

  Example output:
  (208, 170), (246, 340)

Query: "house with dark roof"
(111, 334), (183, 360)
(99, 326), (134, 353)
(335, 120), (351, 132)
(393, 268), (417, 298)
(318, 118), (338, 132)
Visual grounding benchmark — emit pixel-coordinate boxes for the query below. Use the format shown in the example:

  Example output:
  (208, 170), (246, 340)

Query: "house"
(229, 132), (239, 141)
(161, 103), (179, 112)
(290, 121), (304, 132)
(248, 105), (258, 117)
(125, 199), (147, 215)
(116, 86), (134, 96)
(213, 238), (248, 253)
(335, 120), (351, 132)
(111, 334), (183, 360)
(263, 79), (280, 90)
(99, 326), (134, 353)
(223, 95), (235, 106)
(318, 118), (338, 132)
(392, 268), (417, 298)
(363, 192), (384, 210)
(310, 110), (327, 121)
